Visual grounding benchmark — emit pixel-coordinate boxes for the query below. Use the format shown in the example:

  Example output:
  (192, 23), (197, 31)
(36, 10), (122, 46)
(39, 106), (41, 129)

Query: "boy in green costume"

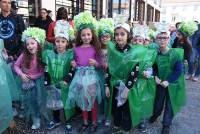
(149, 22), (186, 134)
(43, 20), (75, 133)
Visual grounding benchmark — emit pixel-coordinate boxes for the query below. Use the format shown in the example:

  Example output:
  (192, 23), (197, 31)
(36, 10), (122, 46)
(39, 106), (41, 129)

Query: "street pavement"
(4, 80), (200, 134)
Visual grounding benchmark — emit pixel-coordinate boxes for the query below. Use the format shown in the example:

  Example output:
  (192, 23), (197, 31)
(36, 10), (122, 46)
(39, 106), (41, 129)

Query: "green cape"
(155, 48), (186, 115)
(42, 49), (75, 120)
(105, 41), (157, 127)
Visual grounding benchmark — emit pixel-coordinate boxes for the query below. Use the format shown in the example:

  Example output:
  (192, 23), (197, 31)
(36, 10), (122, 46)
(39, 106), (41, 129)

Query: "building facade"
(161, 0), (200, 24)
(107, 0), (162, 23)
(13, 0), (161, 25)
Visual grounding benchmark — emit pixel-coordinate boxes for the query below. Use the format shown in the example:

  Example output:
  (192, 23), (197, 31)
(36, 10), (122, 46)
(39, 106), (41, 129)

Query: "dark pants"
(112, 87), (132, 131)
(152, 85), (174, 127)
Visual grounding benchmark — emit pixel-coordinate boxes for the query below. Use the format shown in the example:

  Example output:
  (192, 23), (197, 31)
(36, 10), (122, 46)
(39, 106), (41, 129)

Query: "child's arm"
(63, 67), (76, 84)
(28, 71), (44, 80)
(14, 54), (24, 76)
(167, 60), (183, 83)
(14, 54), (30, 81)
(160, 60), (183, 88)
(125, 63), (139, 89)
(105, 67), (111, 97)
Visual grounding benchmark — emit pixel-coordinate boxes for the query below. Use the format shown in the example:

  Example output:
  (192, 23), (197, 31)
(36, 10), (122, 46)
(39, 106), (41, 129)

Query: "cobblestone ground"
(4, 80), (200, 134)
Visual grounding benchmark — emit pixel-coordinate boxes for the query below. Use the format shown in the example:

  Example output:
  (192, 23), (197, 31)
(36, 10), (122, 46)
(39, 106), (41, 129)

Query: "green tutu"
(17, 76), (51, 121)
(66, 66), (102, 111)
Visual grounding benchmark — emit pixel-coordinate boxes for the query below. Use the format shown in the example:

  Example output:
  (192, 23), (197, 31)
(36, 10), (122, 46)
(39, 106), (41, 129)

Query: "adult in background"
(187, 22), (200, 82)
(0, 0), (25, 60)
(34, 8), (53, 35)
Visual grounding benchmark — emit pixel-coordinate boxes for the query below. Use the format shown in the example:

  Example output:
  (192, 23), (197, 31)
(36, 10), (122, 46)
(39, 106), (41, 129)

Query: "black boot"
(161, 126), (170, 134)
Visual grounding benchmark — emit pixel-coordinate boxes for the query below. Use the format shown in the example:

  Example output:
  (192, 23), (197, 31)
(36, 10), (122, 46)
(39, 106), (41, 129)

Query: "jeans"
(188, 47), (200, 77)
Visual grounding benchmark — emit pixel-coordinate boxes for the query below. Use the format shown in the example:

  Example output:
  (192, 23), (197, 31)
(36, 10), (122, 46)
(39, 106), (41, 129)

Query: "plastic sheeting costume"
(0, 39), (13, 133)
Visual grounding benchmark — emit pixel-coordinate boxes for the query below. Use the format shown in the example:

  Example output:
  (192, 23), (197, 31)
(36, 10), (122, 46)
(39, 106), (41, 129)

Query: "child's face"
(144, 39), (150, 45)
(132, 36), (144, 45)
(101, 34), (111, 45)
(55, 37), (68, 53)
(81, 28), (92, 45)
(156, 33), (169, 48)
(26, 38), (38, 54)
(114, 28), (128, 48)
(176, 31), (183, 40)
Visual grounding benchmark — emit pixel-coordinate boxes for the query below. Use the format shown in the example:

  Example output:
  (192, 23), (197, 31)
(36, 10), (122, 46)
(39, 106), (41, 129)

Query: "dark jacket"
(0, 12), (25, 57)
(34, 16), (53, 35)
(190, 24), (200, 48)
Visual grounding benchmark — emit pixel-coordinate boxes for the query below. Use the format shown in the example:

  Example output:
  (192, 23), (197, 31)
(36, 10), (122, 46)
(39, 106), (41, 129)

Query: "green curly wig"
(178, 21), (198, 37)
(74, 11), (98, 33)
(22, 27), (46, 46)
(98, 18), (114, 37)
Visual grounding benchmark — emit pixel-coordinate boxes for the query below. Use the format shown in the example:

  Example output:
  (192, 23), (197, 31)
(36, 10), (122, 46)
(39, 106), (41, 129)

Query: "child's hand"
(161, 81), (169, 88)
(63, 81), (68, 86)
(89, 58), (97, 66)
(143, 71), (148, 78)
(71, 60), (77, 68)
(20, 73), (30, 82)
(105, 86), (110, 97)
(155, 76), (161, 85)
(2, 48), (8, 60)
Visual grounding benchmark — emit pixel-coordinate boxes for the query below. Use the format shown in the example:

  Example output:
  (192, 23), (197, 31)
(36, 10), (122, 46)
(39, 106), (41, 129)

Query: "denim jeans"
(188, 47), (200, 77)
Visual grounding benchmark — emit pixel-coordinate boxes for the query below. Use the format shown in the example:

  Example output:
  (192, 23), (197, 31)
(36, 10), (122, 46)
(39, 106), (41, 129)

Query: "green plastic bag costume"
(155, 48), (186, 115)
(42, 49), (75, 120)
(0, 39), (13, 133)
(105, 41), (157, 127)
(0, 39), (19, 101)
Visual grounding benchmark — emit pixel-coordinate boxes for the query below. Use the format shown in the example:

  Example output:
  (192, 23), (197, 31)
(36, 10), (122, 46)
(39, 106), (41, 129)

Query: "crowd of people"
(1, 0), (200, 134)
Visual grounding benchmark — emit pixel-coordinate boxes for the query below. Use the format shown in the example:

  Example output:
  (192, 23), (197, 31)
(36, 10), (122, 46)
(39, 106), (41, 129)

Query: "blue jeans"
(188, 47), (200, 77)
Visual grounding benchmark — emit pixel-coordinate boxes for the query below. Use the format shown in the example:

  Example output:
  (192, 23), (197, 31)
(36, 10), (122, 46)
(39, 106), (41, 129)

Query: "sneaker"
(65, 124), (73, 134)
(192, 77), (199, 82)
(112, 126), (122, 134)
(12, 108), (18, 117)
(105, 119), (111, 127)
(78, 124), (89, 133)
(90, 124), (97, 133)
(46, 119), (61, 130)
(31, 118), (41, 130)
(138, 122), (147, 133)
(161, 126), (170, 134)
(185, 74), (192, 80)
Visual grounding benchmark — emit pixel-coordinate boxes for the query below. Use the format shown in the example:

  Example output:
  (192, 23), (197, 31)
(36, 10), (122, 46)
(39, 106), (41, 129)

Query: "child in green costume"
(149, 22), (186, 134)
(105, 22), (156, 133)
(97, 18), (114, 127)
(43, 20), (75, 133)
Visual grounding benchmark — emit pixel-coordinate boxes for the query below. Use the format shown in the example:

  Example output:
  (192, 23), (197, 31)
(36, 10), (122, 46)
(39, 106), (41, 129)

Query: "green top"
(106, 41), (157, 127)
(155, 48), (186, 115)
(42, 49), (75, 120)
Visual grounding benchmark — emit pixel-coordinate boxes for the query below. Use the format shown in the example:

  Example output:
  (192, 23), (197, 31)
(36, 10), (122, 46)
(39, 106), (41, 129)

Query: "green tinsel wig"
(178, 21), (198, 37)
(98, 18), (114, 37)
(74, 11), (98, 33)
(22, 27), (46, 46)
